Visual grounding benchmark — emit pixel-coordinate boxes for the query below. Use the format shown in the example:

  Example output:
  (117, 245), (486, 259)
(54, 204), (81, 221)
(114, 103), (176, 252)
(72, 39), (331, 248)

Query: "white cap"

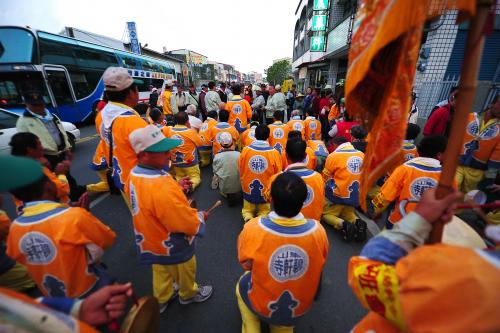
(275, 84), (281, 90)
(219, 132), (233, 147)
(103, 67), (135, 92)
(129, 125), (181, 154)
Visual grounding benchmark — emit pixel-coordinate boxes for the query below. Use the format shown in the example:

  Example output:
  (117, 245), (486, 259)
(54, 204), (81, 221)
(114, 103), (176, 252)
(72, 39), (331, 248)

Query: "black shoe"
(341, 221), (355, 242)
(354, 219), (367, 242)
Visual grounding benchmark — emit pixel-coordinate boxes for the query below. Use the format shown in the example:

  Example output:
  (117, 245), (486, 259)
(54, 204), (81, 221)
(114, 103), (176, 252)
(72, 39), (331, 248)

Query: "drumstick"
(206, 200), (223, 214)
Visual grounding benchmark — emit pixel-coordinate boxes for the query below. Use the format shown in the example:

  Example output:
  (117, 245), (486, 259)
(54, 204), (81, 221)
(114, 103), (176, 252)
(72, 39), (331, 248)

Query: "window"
(119, 55), (138, 69)
(45, 70), (74, 105)
(39, 38), (77, 67)
(73, 46), (118, 70)
(0, 28), (36, 64)
(0, 110), (19, 129)
(0, 71), (51, 108)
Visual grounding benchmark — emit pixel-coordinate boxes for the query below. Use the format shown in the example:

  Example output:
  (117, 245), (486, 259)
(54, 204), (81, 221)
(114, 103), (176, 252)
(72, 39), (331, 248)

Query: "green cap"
(144, 138), (182, 153)
(0, 156), (44, 192)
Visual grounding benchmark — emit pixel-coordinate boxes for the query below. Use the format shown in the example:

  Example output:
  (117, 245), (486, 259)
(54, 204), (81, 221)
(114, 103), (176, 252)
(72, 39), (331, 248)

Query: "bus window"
(45, 70), (74, 105)
(0, 28), (36, 64)
(39, 38), (77, 67)
(152, 79), (163, 89)
(0, 71), (52, 108)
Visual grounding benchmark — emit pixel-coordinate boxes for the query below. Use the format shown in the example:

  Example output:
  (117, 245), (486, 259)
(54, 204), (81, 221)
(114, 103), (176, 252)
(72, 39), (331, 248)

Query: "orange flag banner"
(345, 0), (476, 210)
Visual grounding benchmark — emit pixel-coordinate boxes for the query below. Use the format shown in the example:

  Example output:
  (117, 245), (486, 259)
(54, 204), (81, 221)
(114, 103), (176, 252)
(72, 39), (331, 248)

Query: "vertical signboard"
(126, 22), (141, 55)
(310, 36), (326, 51)
(313, 0), (329, 11)
(312, 15), (327, 31)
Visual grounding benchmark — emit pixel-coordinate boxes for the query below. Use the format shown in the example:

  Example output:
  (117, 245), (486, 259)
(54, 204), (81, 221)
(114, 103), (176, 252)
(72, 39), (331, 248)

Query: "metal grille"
(414, 75), (459, 118)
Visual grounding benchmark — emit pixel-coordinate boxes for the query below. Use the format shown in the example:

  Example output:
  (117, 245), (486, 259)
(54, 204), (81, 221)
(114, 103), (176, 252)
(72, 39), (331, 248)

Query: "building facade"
(292, 1), (500, 118)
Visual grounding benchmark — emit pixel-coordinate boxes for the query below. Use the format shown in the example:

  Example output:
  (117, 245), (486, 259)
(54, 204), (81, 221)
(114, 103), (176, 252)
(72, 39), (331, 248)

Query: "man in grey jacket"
(263, 84), (287, 125)
(16, 91), (85, 200)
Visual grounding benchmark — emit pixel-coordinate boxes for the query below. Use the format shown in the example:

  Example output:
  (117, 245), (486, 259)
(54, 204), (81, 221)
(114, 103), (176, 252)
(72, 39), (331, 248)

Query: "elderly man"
(16, 91), (85, 201)
(186, 104), (203, 131)
(212, 132), (242, 206)
(186, 84), (200, 113)
(251, 89), (265, 123)
(263, 84), (286, 125)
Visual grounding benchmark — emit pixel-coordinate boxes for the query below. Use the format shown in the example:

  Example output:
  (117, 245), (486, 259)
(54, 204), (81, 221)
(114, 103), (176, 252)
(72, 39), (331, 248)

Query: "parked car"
(0, 108), (80, 155)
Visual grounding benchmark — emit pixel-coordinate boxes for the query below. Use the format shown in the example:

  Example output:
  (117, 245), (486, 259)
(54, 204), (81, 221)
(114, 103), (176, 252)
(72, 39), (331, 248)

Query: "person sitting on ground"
(149, 107), (166, 128)
(210, 109), (239, 155)
(287, 110), (305, 138)
(162, 111), (204, 190)
(226, 84), (253, 133)
(9, 132), (72, 211)
(198, 110), (219, 167)
(328, 111), (360, 142)
(7, 175), (116, 298)
(371, 135), (447, 229)
(281, 131), (316, 171)
(267, 139), (325, 221)
(307, 138), (329, 173)
(268, 110), (290, 155)
(351, 125), (368, 153)
(403, 123), (421, 161)
(241, 113), (260, 148)
(322, 136), (366, 242)
(126, 125), (213, 313)
(304, 109), (322, 140)
(236, 172), (329, 333)
(349, 188), (500, 332)
(239, 124), (282, 222)
(212, 132), (242, 207)
(186, 104), (203, 131)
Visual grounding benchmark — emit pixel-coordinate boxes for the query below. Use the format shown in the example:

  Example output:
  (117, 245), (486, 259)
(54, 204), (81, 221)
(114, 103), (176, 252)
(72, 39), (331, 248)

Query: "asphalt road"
(2, 125), (367, 333)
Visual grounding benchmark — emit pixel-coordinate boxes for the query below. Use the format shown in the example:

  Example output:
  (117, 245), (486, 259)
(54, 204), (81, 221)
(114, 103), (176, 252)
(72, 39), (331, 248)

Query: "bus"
(0, 26), (178, 123)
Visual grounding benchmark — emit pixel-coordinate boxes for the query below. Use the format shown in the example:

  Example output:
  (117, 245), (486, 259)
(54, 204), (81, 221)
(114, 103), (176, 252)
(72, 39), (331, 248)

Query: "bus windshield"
(0, 71), (52, 108)
(0, 28), (36, 64)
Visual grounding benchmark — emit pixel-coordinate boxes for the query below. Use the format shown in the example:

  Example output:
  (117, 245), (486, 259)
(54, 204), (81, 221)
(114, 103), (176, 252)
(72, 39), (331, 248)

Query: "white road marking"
(90, 193), (110, 209)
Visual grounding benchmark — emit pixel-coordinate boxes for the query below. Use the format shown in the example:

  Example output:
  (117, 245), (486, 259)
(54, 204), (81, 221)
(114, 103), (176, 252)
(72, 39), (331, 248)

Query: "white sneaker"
(179, 285), (213, 305)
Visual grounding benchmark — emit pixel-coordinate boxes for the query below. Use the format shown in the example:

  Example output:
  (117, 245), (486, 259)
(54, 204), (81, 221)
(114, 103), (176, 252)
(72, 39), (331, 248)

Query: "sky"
(0, 0), (298, 74)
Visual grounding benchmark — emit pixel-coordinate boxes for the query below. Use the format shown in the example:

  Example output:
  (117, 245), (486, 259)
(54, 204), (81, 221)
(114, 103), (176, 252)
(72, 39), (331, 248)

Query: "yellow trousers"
(86, 170), (109, 193)
(455, 165), (485, 194)
(242, 200), (270, 222)
(152, 256), (199, 303)
(322, 200), (357, 229)
(170, 165), (202, 189)
(200, 150), (212, 167)
(0, 262), (35, 292)
(235, 277), (293, 333)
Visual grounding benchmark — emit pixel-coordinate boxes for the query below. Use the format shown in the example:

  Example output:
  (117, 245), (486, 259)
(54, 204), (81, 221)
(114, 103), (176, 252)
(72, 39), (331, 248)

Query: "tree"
(265, 60), (292, 85)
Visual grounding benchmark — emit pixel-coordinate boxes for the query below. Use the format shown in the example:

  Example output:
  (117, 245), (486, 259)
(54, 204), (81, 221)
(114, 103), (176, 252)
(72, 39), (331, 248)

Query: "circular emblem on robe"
(200, 123), (208, 132)
(171, 134), (184, 145)
(466, 121), (479, 136)
(302, 184), (314, 207)
(410, 177), (437, 198)
(248, 155), (268, 174)
(273, 128), (285, 139)
(20, 232), (56, 265)
(347, 156), (363, 174)
(480, 125), (499, 140)
(232, 104), (242, 115)
(269, 245), (309, 282)
(309, 122), (317, 130)
(293, 122), (303, 131)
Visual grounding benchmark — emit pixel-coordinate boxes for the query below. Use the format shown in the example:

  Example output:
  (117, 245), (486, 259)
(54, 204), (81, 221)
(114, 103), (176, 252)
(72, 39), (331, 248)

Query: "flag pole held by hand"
(430, 0), (493, 243)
